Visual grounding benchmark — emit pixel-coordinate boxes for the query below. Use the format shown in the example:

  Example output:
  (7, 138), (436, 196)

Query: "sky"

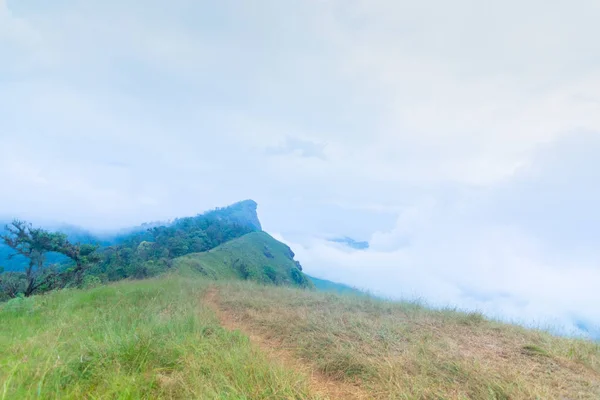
(1, 0), (599, 337)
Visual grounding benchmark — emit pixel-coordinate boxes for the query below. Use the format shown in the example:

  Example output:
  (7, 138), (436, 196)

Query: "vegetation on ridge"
(0, 220), (101, 298)
(0, 200), (309, 300)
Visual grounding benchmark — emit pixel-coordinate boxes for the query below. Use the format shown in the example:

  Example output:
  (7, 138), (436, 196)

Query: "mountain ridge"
(0, 199), (263, 273)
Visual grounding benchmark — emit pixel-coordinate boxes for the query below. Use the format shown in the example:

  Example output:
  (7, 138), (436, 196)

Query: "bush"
(4, 294), (36, 314)
(291, 268), (307, 286)
(263, 246), (274, 259)
(263, 265), (279, 284)
(82, 275), (102, 289)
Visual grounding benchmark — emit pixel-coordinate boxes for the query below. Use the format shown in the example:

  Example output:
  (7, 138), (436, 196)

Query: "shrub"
(263, 265), (279, 284)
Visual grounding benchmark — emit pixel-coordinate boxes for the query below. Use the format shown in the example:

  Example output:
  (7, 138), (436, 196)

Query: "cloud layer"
(1, 0), (599, 337)
(278, 133), (600, 337)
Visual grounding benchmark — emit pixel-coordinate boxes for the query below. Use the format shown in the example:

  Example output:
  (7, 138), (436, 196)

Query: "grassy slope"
(1, 274), (599, 399)
(215, 281), (600, 400)
(172, 231), (313, 289)
(0, 275), (316, 400)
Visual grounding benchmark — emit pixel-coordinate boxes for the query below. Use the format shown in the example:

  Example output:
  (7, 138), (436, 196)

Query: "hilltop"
(174, 231), (312, 288)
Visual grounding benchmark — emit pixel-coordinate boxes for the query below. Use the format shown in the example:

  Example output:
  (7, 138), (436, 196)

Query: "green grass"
(173, 232), (313, 289)
(0, 275), (317, 400)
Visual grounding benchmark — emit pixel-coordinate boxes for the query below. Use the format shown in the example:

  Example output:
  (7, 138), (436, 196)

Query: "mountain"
(203, 199), (262, 231)
(174, 231), (311, 288)
(1, 199), (312, 298)
(106, 200), (262, 244)
(308, 275), (364, 295)
(329, 236), (370, 250)
(0, 200), (263, 273)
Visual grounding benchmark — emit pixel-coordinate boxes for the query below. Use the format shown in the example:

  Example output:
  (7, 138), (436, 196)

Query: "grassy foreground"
(215, 281), (600, 400)
(0, 275), (315, 400)
(1, 274), (599, 399)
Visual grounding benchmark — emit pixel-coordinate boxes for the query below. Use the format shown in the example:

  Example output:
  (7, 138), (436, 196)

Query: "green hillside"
(173, 231), (313, 289)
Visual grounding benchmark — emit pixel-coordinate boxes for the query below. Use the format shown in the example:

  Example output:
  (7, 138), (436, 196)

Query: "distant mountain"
(308, 275), (364, 295)
(328, 236), (370, 250)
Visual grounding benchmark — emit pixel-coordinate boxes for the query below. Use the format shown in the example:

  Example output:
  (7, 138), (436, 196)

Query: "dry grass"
(213, 281), (600, 400)
(204, 287), (369, 400)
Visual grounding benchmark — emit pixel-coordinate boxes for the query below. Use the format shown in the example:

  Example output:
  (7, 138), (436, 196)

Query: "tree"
(291, 268), (307, 286)
(58, 242), (101, 287)
(0, 220), (65, 296)
(0, 220), (102, 295)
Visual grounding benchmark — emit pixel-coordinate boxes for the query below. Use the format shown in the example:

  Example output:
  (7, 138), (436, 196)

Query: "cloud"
(266, 136), (328, 159)
(282, 132), (600, 338)
(1, 0), (600, 336)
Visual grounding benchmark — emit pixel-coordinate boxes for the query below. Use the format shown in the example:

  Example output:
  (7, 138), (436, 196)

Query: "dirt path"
(203, 287), (370, 400)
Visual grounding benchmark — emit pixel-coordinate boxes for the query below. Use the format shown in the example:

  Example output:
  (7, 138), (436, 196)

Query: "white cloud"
(285, 133), (600, 337)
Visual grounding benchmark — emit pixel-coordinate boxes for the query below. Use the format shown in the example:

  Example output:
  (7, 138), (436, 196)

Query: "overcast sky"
(1, 0), (599, 337)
